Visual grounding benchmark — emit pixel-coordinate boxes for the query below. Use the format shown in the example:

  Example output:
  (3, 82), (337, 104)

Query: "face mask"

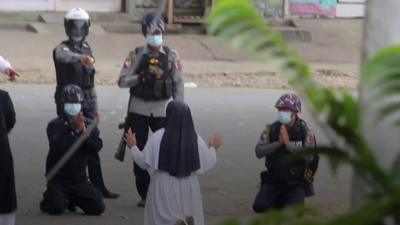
(71, 35), (84, 43)
(146, 34), (163, 47)
(278, 111), (292, 124)
(64, 103), (82, 116)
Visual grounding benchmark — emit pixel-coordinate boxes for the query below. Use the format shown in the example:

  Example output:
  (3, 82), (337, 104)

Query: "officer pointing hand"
(80, 55), (95, 67)
(0, 56), (19, 81)
(4, 68), (19, 81)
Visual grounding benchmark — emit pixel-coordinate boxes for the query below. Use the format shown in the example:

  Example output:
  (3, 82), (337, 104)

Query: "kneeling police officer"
(252, 93), (319, 213)
(40, 85), (105, 215)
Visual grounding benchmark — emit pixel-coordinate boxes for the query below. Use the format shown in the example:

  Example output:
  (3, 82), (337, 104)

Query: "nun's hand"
(209, 134), (223, 151)
(124, 128), (137, 149)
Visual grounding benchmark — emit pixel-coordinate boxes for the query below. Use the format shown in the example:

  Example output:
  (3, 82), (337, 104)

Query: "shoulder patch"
(170, 50), (182, 71)
(123, 57), (133, 68)
(61, 46), (70, 52)
(122, 50), (139, 69)
(258, 125), (271, 144)
(304, 128), (316, 148)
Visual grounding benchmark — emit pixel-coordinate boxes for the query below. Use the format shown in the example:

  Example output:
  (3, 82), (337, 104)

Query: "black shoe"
(137, 199), (146, 207)
(103, 190), (120, 199)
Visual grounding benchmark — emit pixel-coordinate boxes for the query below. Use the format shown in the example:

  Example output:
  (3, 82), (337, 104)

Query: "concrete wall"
(251, 0), (284, 17)
(126, 0), (203, 21)
(126, 0), (284, 20)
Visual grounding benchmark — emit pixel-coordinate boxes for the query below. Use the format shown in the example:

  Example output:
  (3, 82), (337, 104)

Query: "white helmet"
(64, 8), (91, 43)
(65, 7), (90, 20)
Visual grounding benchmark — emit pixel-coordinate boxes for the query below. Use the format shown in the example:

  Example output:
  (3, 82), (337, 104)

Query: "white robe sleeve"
(0, 56), (11, 73)
(129, 129), (163, 170)
(196, 135), (217, 174)
(130, 146), (149, 170)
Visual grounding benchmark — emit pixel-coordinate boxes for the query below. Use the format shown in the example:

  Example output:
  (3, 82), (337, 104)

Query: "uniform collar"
(144, 45), (166, 55)
(65, 39), (88, 50)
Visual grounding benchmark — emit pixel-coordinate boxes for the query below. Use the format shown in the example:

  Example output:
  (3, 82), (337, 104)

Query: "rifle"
(114, 95), (132, 162)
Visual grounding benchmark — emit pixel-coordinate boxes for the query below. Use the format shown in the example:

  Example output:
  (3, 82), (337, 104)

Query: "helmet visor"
(67, 19), (88, 40)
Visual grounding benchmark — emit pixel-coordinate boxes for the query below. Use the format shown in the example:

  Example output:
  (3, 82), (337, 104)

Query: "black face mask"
(66, 20), (88, 43)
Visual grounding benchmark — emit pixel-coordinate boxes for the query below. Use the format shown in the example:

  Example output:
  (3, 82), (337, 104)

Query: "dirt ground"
(0, 19), (363, 89)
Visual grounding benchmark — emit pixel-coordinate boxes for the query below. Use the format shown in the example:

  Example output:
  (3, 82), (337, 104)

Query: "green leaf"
(291, 147), (353, 173)
(341, 91), (360, 129)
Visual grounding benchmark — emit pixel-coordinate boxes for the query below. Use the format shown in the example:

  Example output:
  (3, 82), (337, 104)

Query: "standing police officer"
(53, 8), (118, 199)
(40, 85), (105, 215)
(118, 12), (184, 207)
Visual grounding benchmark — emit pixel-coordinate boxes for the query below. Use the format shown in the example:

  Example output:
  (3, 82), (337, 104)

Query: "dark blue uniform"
(0, 90), (17, 214)
(53, 40), (110, 196)
(40, 117), (105, 215)
(252, 118), (318, 213)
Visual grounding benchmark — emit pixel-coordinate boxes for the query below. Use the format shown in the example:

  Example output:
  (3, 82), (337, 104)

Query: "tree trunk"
(352, 0), (400, 210)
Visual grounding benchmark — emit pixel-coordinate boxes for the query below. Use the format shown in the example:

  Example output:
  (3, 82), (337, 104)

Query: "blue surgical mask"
(64, 103), (82, 116)
(146, 34), (163, 47)
(278, 111), (292, 124)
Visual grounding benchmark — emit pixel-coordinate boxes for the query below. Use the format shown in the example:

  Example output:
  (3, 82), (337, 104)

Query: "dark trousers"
(40, 181), (105, 215)
(55, 97), (108, 194)
(252, 182), (305, 213)
(87, 152), (108, 194)
(126, 112), (166, 200)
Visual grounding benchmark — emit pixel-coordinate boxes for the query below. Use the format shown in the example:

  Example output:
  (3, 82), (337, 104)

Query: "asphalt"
(1, 84), (352, 225)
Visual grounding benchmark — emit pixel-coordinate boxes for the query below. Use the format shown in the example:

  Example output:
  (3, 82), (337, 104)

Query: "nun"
(0, 56), (17, 225)
(125, 100), (223, 225)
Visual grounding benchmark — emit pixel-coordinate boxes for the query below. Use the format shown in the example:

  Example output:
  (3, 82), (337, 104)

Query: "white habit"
(0, 56), (11, 73)
(130, 128), (217, 225)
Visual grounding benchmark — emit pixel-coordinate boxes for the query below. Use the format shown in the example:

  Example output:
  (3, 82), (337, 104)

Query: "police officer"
(118, 12), (184, 207)
(0, 56), (17, 225)
(53, 8), (118, 199)
(252, 93), (319, 213)
(40, 85), (105, 215)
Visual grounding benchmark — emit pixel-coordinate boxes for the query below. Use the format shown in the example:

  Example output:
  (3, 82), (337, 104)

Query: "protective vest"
(53, 40), (95, 101)
(130, 46), (173, 101)
(265, 119), (309, 185)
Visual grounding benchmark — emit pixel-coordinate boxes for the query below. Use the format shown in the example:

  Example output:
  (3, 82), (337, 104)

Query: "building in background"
(0, 0), (205, 21)
(286, 0), (365, 18)
(0, 0), (364, 21)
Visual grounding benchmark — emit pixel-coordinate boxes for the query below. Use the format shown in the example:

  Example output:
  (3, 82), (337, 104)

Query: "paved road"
(2, 84), (351, 225)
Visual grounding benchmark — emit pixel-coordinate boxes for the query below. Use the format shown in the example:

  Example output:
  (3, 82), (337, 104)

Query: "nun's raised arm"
(196, 135), (217, 173)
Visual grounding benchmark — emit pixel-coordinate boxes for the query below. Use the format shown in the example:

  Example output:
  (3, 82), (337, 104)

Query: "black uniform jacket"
(45, 116), (102, 184)
(0, 90), (16, 213)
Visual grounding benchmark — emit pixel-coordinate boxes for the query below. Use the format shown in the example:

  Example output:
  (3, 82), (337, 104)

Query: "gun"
(114, 95), (132, 162)
(114, 120), (127, 162)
